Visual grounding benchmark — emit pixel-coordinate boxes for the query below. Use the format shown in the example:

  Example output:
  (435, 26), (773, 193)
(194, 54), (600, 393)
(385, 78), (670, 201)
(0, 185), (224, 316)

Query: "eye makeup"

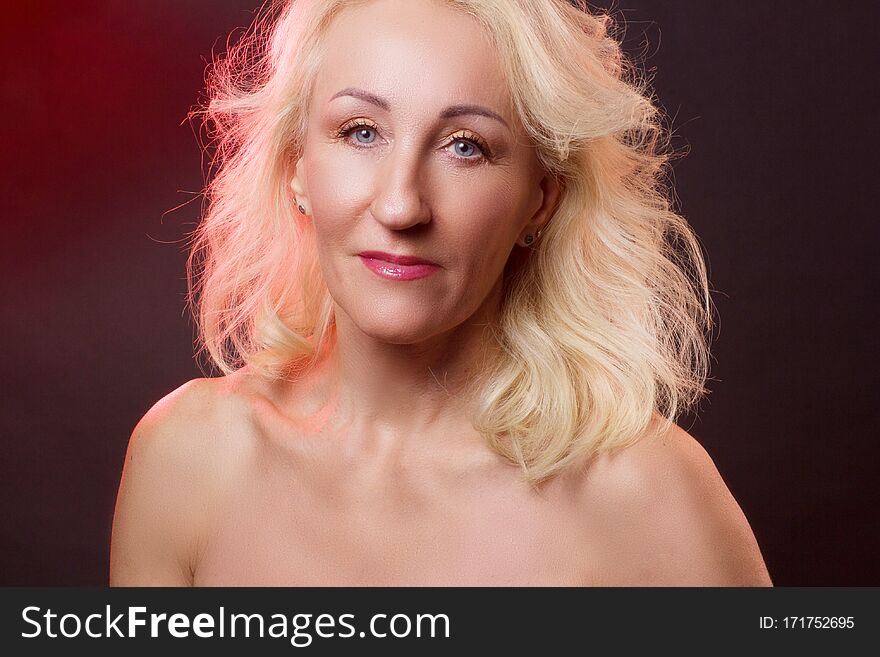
(333, 118), (496, 163)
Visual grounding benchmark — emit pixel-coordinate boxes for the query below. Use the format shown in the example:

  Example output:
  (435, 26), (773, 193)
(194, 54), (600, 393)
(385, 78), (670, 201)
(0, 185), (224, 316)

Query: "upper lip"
(358, 250), (439, 266)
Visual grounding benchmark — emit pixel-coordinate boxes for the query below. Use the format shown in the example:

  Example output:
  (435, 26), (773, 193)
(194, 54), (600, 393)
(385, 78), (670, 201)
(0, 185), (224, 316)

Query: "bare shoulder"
(579, 416), (773, 586)
(125, 373), (257, 472)
(109, 371), (259, 586)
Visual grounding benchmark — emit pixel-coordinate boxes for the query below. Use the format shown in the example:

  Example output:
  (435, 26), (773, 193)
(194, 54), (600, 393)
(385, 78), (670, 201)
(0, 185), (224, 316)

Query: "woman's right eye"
(351, 126), (377, 144)
(338, 122), (379, 147)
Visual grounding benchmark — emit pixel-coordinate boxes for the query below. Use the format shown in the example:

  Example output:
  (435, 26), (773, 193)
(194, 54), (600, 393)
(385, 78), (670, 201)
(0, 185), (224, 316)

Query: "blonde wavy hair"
(187, 0), (714, 484)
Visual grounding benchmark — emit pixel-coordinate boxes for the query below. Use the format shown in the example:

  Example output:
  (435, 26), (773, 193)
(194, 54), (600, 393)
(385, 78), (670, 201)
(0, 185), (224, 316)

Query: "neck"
(311, 279), (504, 445)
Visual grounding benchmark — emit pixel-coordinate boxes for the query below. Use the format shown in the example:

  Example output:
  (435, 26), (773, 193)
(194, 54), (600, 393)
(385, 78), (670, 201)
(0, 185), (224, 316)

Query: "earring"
(298, 204), (306, 215)
(523, 228), (544, 247)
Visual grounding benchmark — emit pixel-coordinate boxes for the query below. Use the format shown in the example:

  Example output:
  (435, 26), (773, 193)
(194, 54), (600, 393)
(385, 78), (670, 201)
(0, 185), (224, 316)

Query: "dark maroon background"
(1, 1), (877, 585)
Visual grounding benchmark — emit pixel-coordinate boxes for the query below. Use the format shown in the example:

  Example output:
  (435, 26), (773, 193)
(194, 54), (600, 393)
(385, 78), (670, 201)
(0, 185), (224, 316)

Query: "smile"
(357, 251), (440, 281)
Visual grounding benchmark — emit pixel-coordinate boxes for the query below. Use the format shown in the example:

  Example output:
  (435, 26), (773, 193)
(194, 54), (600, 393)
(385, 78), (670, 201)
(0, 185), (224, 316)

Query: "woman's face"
(292, 0), (559, 344)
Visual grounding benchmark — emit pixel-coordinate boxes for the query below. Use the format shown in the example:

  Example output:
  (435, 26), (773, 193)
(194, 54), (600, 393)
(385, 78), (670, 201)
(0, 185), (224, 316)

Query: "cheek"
(302, 152), (366, 246)
(438, 175), (526, 269)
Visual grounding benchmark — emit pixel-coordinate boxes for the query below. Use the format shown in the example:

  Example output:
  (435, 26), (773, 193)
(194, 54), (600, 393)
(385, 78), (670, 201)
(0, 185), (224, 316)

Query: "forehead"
(313, 0), (512, 115)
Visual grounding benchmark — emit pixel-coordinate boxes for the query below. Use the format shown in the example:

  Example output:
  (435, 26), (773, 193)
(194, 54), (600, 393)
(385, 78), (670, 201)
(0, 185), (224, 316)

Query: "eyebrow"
(329, 87), (510, 130)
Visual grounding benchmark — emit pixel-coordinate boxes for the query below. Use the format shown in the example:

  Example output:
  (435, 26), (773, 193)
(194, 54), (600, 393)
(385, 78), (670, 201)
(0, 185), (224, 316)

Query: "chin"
(357, 313), (443, 345)
(338, 299), (452, 345)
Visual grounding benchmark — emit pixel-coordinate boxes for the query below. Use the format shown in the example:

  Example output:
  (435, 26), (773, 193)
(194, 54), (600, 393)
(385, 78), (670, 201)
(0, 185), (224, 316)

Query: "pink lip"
(358, 251), (440, 281)
(358, 250), (438, 266)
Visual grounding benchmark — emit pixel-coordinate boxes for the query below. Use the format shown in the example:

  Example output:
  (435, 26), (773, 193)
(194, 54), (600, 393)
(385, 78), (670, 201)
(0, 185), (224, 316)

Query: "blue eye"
(337, 121), (379, 146)
(447, 132), (492, 160)
(353, 126), (376, 144)
(452, 140), (478, 158)
(337, 121), (491, 162)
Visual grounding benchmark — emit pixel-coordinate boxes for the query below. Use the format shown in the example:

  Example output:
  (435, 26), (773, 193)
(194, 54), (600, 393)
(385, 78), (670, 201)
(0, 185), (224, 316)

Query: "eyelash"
(334, 119), (493, 163)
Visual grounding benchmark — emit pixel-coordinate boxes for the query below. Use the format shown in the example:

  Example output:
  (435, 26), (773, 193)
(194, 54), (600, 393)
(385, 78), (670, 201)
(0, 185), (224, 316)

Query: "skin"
(110, 0), (772, 586)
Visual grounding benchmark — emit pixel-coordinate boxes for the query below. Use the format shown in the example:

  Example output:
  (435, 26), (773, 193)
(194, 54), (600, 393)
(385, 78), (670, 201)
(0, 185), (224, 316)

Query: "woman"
(110, 0), (773, 586)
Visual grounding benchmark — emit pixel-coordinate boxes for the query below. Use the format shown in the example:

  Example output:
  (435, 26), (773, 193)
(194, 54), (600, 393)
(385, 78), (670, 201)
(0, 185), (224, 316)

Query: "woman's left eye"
(449, 139), (482, 159)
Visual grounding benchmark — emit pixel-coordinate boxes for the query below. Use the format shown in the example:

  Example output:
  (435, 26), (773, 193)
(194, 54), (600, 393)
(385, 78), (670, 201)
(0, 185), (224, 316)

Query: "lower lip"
(358, 256), (439, 281)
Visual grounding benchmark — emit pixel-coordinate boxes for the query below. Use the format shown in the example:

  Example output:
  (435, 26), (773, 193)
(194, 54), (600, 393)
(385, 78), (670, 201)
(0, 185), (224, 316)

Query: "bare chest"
(193, 448), (599, 586)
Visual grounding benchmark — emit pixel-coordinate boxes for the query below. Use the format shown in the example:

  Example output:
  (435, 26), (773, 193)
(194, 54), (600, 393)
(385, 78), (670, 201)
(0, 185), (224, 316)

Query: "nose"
(368, 141), (432, 231)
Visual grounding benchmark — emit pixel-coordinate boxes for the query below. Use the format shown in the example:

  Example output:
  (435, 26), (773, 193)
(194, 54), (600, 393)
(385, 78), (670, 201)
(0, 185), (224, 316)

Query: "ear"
(290, 156), (310, 216)
(516, 173), (562, 247)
